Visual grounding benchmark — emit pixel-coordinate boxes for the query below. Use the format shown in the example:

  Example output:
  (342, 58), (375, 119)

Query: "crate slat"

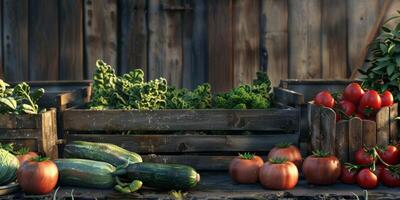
(363, 120), (377, 148)
(390, 103), (398, 143)
(309, 104), (321, 150)
(0, 114), (39, 129)
(348, 117), (362, 162)
(66, 134), (299, 154)
(335, 120), (348, 162)
(376, 106), (390, 146)
(320, 107), (335, 155)
(63, 109), (299, 131)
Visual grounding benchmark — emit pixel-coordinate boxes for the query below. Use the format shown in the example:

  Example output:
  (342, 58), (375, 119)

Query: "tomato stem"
(269, 157), (288, 164)
(275, 142), (292, 148)
(32, 156), (50, 162)
(238, 152), (255, 160)
(312, 150), (330, 157)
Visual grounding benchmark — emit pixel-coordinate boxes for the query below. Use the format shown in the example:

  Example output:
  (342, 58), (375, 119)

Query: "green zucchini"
(64, 141), (142, 166)
(0, 149), (19, 185)
(55, 158), (116, 189)
(116, 162), (200, 190)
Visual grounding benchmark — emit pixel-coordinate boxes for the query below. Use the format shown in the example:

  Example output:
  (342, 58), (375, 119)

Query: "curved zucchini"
(55, 158), (116, 189)
(64, 141), (142, 166)
(119, 162), (200, 190)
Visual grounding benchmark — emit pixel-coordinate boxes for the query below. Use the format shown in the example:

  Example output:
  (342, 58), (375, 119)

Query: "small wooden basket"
(308, 103), (398, 162)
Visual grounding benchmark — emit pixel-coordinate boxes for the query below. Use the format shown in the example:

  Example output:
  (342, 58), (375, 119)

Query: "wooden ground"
(2, 172), (400, 200)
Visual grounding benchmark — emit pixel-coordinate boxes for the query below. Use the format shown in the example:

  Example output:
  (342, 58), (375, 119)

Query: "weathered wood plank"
(63, 109), (299, 131)
(376, 106), (390, 146)
(349, 117), (362, 162)
(119, 0), (148, 75)
(182, 0), (208, 89)
(84, 0), (117, 78)
(321, 0), (347, 78)
(309, 104), (321, 150)
(233, 0), (260, 86)
(347, 0), (381, 74)
(363, 120), (377, 148)
(66, 134), (299, 154)
(389, 103), (398, 143)
(3, 0), (28, 81)
(208, 0), (233, 93)
(320, 107), (336, 155)
(262, 0), (288, 86)
(273, 87), (304, 107)
(0, 114), (39, 129)
(29, 0), (59, 80)
(288, 0), (321, 79)
(59, 0), (84, 80)
(336, 120), (348, 162)
(148, 0), (164, 81)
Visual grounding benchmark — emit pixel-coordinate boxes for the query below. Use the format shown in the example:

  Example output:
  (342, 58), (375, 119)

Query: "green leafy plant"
(359, 10), (400, 101)
(0, 80), (44, 114)
(166, 83), (212, 109)
(213, 71), (272, 109)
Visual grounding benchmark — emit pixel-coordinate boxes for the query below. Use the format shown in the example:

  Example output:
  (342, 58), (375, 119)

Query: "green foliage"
(90, 60), (168, 110)
(213, 71), (272, 109)
(0, 148), (19, 185)
(166, 83), (212, 109)
(0, 80), (44, 114)
(359, 11), (400, 101)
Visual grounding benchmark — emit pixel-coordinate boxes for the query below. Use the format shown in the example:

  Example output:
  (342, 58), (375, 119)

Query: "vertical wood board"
(348, 117), (362, 162)
(336, 121), (348, 162)
(389, 103), (398, 143)
(362, 120), (377, 148)
(320, 107), (336, 155)
(376, 106), (390, 146)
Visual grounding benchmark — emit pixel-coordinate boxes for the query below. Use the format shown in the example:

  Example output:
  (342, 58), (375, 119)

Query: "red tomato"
(259, 159), (298, 190)
(340, 165), (357, 184)
(380, 91), (394, 107)
(17, 158), (58, 194)
(382, 168), (400, 187)
(229, 153), (264, 184)
(343, 83), (365, 104)
(354, 148), (375, 165)
(17, 152), (39, 166)
(339, 100), (356, 116)
(357, 168), (378, 189)
(374, 164), (385, 182)
(314, 91), (335, 108)
(377, 145), (399, 165)
(302, 152), (341, 185)
(359, 90), (382, 116)
(267, 144), (302, 170)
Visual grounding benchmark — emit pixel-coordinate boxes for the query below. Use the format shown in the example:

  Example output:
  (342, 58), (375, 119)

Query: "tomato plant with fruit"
(229, 153), (264, 184)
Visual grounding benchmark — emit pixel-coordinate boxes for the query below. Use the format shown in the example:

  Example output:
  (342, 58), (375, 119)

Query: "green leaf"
(396, 57), (400, 66)
(387, 64), (395, 75)
(21, 104), (37, 114)
(388, 44), (396, 54)
(382, 26), (392, 33)
(0, 97), (17, 110)
(31, 88), (45, 103)
(380, 43), (388, 53)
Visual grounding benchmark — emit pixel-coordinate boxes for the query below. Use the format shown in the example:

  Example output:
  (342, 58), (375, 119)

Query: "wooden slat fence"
(0, 0), (398, 92)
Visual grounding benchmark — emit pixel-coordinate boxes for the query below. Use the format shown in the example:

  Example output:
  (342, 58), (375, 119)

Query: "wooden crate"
(62, 87), (302, 171)
(309, 103), (398, 162)
(0, 109), (58, 159)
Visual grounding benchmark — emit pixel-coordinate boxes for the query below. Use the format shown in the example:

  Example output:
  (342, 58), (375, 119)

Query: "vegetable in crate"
(259, 158), (298, 190)
(55, 159), (116, 189)
(90, 60), (167, 110)
(0, 80), (45, 114)
(213, 71), (272, 109)
(359, 12), (400, 101)
(166, 83), (212, 109)
(229, 153), (264, 184)
(64, 141), (142, 166)
(17, 157), (58, 195)
(0, 149), (19, 185)
(114, 162), (200, 190)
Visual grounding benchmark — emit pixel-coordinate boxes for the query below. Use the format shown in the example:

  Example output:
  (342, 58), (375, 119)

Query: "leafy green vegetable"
(0, 80), (44, 114)
(213, 71), (272, 109)
(166, 83), (212, 109)
(90, 60), (167, 110)
(359, 11), (400, 101)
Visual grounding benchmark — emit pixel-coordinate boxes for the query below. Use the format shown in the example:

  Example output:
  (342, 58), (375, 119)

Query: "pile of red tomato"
(229, 143), (400, 190)
(342, 145), (400, 189)
(314, 83), (394, 121)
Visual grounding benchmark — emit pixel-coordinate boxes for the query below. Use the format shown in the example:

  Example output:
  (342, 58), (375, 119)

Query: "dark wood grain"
(59, 0), (84, 80)
(208, 0), (233, 93)
(84, 0), (117, 78)
(320, 107), (336, 155)
(389, 103), (398, 143)
(321, 0), (347, 78)
(274, 87), (304, 107)
(66, 133), (299, 154)
(309, 104), (321, 150)
(233, 0), (260, 86)
(147, 0), (164, 81)
(3, 0), (28, 81)
(349, 117), (362, 162)
(335, 120), (348, 162)
(29, 0), (59, 80)
(63, 109), (299, 131)
(119, 0), (148, 75)
(363, 120), (377, 148)
(376, 106), (390, 146)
